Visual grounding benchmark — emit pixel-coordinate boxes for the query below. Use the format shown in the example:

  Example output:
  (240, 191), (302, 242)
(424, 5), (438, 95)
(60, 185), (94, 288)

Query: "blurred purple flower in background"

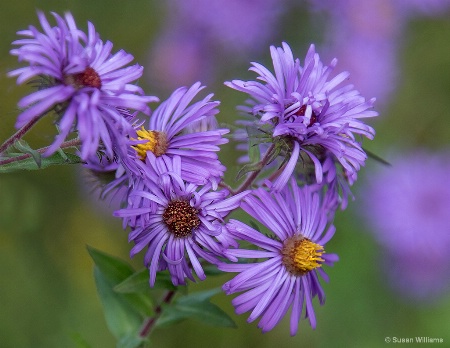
(148, 29), (214, 92)
(147, 0), (286, 90)
(361, 150), (450, 301)
(311, 0), (450, 108)
(8, 11), (158, 160)
(396, 0), (450, 18)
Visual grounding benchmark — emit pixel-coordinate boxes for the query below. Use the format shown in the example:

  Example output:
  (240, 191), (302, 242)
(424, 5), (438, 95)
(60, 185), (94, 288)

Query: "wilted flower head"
(226, 42), (377, 192)
(114, 155), (248, 286)
(8, 11), (158, 160)
(361, 150), (450, 301)
(122, 82), (229, 188)
(219, 180), (338, 335)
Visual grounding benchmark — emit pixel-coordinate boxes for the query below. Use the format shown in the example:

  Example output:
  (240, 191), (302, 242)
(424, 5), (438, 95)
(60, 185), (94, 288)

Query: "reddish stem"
(233, 143), (275, 195)
(139, 290), (176, 338)
(0, 115), (42, 155)
(0, 138), (81, 166)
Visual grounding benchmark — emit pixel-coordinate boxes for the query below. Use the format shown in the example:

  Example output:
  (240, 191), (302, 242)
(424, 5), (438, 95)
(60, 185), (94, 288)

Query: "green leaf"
(88, 246), (154, 330)
(364, 147), (391, 166)
(14, 140), (42, 167)
(247, 127), (262, 164)
(176, 288), (222, 304)
(265, 143), (282, 165)
(94, 267), (143, 341)
(117, 334), (149, 348)
(115, 269), (178, 294)
(236, 162), (262, 181)
(202, 264), (223, 276)
(157, 299), (236, 329)
(249, 220), (261, 232)
(114, 269), (151, 294)
(87, 245), (135, 284)
(156, 288), (236, 329)
(248, 141), (260, 164)
(178, 301), (236, 328)
(0, 151), (82, 173)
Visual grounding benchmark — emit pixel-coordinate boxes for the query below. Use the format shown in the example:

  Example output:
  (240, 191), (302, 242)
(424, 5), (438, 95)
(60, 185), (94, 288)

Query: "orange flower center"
(281, 235), (324, 276)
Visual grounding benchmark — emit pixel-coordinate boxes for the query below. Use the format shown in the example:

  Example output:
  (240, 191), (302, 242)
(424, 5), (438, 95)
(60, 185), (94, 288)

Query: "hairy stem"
(0, 138), (81, 166)
(233, 143), (275, 194)
(139, 290), (176, 338)
(0, 115), (42, 154)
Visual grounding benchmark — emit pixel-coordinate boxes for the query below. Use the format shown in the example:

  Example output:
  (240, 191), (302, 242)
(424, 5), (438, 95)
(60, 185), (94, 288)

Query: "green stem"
(0, 138), (81, 166)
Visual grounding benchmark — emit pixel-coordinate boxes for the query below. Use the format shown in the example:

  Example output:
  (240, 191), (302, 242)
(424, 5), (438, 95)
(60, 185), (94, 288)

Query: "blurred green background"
(1, 1), (450, 347)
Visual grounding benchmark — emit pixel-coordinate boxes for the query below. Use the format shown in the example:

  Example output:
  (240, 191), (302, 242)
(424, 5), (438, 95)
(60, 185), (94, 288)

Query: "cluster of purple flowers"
(8, 11), (378, 335)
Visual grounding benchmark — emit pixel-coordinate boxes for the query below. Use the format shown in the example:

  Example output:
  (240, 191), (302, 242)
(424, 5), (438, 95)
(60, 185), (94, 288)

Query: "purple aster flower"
(8, 11), (158, 160)
(114, 155), (249, 286)
(121, 82), (229, 188)
(361, 150), (450, 301)
(226, 42), (377, 192)
(219, 180), (338, 335)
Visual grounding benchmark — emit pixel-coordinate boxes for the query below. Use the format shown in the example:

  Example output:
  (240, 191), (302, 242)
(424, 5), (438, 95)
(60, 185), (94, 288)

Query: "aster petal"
(273, 140), (301, 191)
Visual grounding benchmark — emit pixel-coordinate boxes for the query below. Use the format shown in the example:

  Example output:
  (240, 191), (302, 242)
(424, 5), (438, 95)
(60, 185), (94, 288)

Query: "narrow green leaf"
(248, 141), (261, 164)
(14, 140), (42, 167)
(202, 264), (223, 276)
(155, 303), (189, 328)
(156, 298), (236, 328)
(0, 151), (82, 173)
(236, 162), (262, 181)
(265, 143), (282, 165)
(249, 220), (261, 232)
(94, 267), (143, 340)
(156, 288), (233, 329)
(115, 269), (177, 294)
(177, 301), (236, 328)
(246, 127), (262, 164)
(117, 334), (149, 348)
(364, 147), (391, 166)
(176, 288), (222, 305)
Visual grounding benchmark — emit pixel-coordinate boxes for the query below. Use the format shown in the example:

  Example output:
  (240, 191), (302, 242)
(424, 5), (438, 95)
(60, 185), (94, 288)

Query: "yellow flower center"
(281, 235), (324, 276)
(132, 127), (168, 160)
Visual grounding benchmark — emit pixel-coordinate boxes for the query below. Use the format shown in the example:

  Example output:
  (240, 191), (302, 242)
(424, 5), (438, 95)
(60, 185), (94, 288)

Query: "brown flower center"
(281, 235), (324, 276)
(162, 200), (200, 238)
(64, 67), (102, 89)
(132, 127), (169, 160)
